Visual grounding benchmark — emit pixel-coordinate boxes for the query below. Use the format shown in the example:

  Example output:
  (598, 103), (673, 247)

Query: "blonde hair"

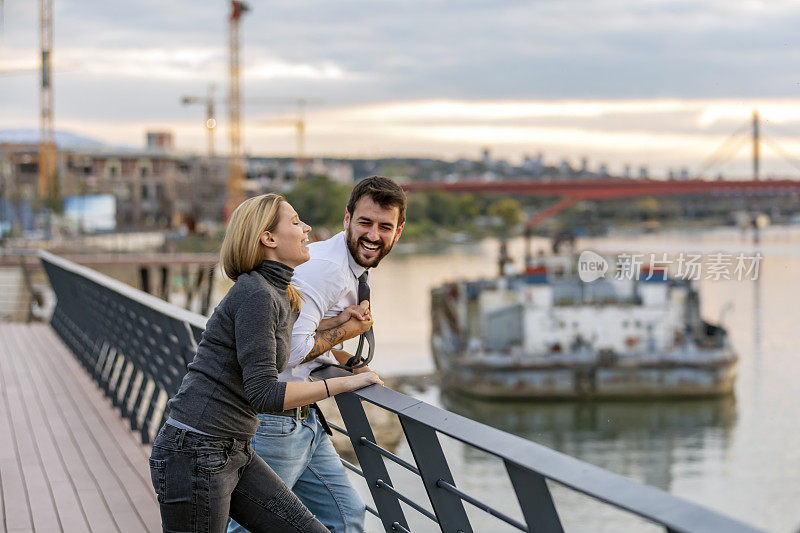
(220, 193), (302, 311)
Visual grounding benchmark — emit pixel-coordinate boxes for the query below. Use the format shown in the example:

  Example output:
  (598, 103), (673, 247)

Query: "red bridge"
(402, 178), (800, 228)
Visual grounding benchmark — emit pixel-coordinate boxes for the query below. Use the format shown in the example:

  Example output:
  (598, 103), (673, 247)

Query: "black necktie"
(358, 271), (370, 303)
(350, 271), (374, 366)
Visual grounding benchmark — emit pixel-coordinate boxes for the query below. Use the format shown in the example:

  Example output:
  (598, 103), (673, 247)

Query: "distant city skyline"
(2, 0), (800, 177)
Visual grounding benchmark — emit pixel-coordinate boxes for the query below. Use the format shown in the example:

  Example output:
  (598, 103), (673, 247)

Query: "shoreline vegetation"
(9, 174), (794, 261)
(164, 175), (794, 255)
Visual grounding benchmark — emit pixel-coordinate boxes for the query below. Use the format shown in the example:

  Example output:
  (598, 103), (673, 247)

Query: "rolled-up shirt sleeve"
(287, 259), (346, 369)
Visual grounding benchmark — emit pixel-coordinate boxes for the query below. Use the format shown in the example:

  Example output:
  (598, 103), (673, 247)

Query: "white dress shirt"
(279, 231), (367, 382)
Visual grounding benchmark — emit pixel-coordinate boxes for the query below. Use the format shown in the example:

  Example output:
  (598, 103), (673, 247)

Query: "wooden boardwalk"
(0, 322), (161, 532)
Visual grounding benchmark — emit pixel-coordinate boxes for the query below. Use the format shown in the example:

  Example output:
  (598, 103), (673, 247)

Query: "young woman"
(149, 193), (382, 532)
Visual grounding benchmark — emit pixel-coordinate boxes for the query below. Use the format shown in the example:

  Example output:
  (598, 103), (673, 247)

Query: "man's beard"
(346, 225), (394, 268)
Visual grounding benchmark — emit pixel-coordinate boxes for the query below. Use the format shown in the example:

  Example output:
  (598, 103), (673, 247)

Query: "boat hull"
(435, 351), (738, 400)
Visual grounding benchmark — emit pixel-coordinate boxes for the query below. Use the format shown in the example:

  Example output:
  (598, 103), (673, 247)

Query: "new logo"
(578, 250), (608, 282)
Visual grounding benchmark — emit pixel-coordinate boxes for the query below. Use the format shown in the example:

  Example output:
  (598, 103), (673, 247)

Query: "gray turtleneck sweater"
(167, 260), (298, 440)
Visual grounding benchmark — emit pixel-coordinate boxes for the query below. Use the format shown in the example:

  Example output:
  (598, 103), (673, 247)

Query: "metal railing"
(40, 250), (205, 444)
(38, 251), (763, 533)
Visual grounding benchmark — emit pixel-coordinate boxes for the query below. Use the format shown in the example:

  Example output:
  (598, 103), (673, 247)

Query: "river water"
(346, 227), (800, 533)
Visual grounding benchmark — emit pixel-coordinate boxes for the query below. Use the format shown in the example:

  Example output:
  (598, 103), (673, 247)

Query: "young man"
(228, 176), (406, 533)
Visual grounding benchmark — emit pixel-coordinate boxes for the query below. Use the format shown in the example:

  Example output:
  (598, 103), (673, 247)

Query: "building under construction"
(0, 134), (228, 234)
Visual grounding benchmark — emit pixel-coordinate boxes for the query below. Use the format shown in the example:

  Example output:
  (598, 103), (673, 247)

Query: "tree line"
(285, 176), (525, 241)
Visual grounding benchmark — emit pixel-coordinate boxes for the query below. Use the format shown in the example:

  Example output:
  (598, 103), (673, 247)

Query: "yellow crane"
(181, 83), (217, 157)
(257, 98), (322, 181)
(259, 116), (306, 179)
(181, 88), (321, 183)
(226, 0), (249, 215)
(38, 0), (55, 202)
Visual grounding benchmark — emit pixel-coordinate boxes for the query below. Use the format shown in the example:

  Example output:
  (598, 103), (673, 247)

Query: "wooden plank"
(0, 459), (33, 532)
(0, 344), (14, 533)
(0, 329), (35, 532)
(0, 324), (161, 532)
(42, 324), (152, 469)
(4, 329), (63, 532)
(10, 323), (128, 533)
(28, 378), (118, 533)
(33, 325), (155, 505)
(0, 323), (162, 532)
(22, 324), (159, 532)
(0, 461), (4, 533)
(42, 344), (161, 531)
(8, 325), (91, 532)
(24, 342), (121, 533)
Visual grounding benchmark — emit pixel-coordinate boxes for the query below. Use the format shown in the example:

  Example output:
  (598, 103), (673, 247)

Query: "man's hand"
(339, 300), (373, 336)
(348, 300), (372, 321)
(345, 312), (373, 336)
(301, 302), (374, 364)
(317, 301), (372, 331)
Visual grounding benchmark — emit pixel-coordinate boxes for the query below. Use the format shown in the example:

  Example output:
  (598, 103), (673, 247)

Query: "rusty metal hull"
(435, 350), (738, 400)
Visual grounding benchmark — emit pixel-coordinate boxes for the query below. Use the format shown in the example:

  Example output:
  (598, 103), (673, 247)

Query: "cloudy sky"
(3, 0), (800, 176)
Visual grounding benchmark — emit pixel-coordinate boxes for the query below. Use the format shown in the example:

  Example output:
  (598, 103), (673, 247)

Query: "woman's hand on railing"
(285, 370), (383, 408)
(348, 371), (384, 390)
(331, 371), (383, 395)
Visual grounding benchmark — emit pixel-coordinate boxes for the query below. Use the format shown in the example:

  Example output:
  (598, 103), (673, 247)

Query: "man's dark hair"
(346, 176), (407, 227)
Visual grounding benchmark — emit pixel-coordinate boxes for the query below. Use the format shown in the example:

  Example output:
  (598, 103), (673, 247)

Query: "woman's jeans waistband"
(155, 423), (251, 453)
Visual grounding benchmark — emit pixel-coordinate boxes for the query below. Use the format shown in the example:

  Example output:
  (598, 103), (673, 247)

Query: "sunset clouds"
(2, 0), (800, 176)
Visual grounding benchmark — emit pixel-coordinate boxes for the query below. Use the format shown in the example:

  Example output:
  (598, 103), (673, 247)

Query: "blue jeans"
(149, 423), (327, 533)
(228, 410), (365, 533)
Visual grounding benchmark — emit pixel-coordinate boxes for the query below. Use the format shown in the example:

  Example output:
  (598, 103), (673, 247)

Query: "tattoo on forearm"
(301, 325), (346, 364)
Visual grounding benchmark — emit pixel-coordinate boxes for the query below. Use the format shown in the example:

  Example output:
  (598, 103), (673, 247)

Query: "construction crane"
(260, 116), (306, 179)
(181, 83), (217, 157)
(38, 0), (55, 202)
(226, 0), (249, 213)
(257, 98), (322, 180)
(752, 110), (760, 181)
(180, 91), (321, 177)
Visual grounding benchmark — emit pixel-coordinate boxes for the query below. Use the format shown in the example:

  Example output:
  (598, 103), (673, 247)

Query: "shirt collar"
(339, 231), (367, 279)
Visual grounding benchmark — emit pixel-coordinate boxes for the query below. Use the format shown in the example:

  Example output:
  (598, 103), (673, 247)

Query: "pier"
(0, 322), (160, 531)
(0, 251), (765, 532)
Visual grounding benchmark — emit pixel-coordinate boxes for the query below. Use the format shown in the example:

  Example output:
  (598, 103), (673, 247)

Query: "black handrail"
(38, 251), (765, 533)
(359, 437), (420, 476)
(436, 479), (527, 531)
(39, 250), (207, 443)
(313, 363), (765, 533)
